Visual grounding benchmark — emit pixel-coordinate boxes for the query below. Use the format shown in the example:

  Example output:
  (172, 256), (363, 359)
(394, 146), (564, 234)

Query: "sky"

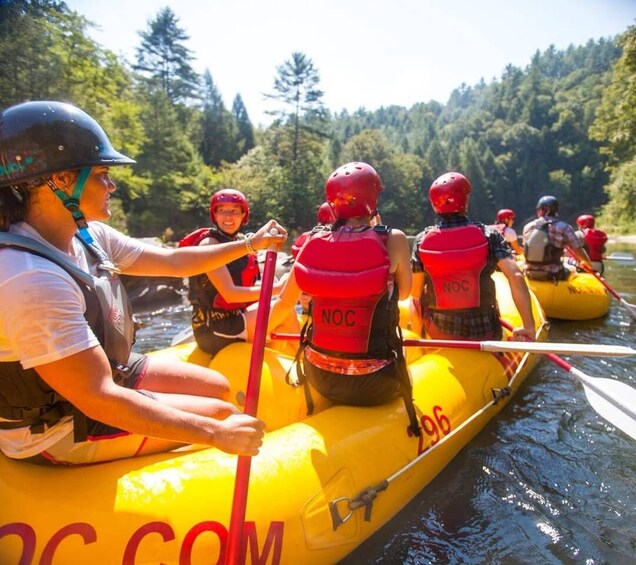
(65, 0), (635, 127)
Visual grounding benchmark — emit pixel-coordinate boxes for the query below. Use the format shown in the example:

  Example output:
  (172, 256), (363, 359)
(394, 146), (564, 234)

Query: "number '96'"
(408, 405), (451, 454)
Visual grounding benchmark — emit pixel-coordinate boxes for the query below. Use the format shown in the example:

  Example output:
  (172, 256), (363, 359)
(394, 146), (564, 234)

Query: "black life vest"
(0, 232), (134, 438)
(179, 227), (260, 317)
(492, 222), (506, 236)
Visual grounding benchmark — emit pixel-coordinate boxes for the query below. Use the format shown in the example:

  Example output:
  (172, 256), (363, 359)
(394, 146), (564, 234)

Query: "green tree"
(481, 146), (505, 213)
(597, 158), (636, 233)
(340, 129), (429, 233)
(425, 139), (448, 179)
(221, 145), (289, 231)
(0, 1), (147, 232)
(262, 52), (330, 231)
(591, 26), (636, 230)
(264, 51), (327, 161)
(590, 25), (636, 167)
(0, 1), (135, 114)
(134, 7), (200, 104)
(199, 70), (237, 167)
(0, 0), (66, 106)
(127, 91), (212, 236)
(232, 94), (256, 157)
(459, 139), (493, 222)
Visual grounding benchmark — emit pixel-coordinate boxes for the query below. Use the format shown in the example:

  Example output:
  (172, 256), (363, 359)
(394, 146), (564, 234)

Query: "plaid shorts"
(423, 308), (502, 340)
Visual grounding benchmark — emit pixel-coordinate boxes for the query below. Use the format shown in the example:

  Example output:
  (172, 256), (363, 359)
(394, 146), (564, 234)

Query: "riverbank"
(610, 234), (636, 244)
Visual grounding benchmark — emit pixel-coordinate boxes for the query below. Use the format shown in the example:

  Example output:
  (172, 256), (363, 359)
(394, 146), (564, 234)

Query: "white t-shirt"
(502, 225), (519, 245)
(0, 221), (144, 458)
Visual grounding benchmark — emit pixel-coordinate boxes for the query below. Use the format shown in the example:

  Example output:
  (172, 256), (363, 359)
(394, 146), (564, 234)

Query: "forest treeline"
(1, 1), (635, 239)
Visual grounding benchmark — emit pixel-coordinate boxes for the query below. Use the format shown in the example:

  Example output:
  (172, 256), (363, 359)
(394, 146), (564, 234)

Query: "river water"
(132, 243), (636, 565)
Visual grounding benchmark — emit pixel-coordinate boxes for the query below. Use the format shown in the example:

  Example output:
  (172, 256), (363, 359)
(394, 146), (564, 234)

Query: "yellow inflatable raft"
(0, 273), (546, 564)
(525, 269), (610, 320)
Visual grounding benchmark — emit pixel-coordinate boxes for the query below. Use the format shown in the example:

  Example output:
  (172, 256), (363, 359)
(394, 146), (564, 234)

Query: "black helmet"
(536, 195), (559, 215)
(0, 100), (135, 189)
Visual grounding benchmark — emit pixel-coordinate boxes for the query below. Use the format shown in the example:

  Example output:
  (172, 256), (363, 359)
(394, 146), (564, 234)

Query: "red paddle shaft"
(225, 247), (277, 565)
(566, 246), (636, 321)
(578, 260), (622, 301)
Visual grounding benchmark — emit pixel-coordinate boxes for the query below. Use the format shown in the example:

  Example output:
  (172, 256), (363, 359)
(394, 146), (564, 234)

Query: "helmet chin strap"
(47, 167), (94, 244)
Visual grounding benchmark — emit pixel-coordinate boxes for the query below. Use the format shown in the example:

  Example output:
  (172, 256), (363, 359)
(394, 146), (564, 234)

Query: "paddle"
(604, 252), (635, 263)
(588, 269), (636, 322)
(567, 247), (636, 322)
(225, 236), (278, 565)
(499, 319), (636, 441)
(269, 333), (636, 357)
(541, 352), (636, 440)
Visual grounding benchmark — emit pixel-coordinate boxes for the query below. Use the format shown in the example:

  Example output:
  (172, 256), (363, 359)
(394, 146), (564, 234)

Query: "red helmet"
(429, 172), (471, 215)
(317, 201), (335, 224)
(209, 188), (249, 225)
(497, 208), (516, 222)
(325, 162), (383, 219)
(577, 214), (595, 229)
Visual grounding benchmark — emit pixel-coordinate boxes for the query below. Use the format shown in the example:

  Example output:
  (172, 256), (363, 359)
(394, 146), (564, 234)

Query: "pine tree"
(264, 51), (326, 161)
(261, 52), (330, 231)
(134, 7), (200, 104)
(232, 94), (255, 156)
(200, 70), (236, 167)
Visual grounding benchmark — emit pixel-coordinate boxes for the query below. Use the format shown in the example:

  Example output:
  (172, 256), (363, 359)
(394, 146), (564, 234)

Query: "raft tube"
(525, 269), (610, 320)
(0, 273), (547, 564)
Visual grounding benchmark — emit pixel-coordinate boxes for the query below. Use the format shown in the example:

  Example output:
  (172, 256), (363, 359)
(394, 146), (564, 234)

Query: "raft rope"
(329, 321), (549, 530)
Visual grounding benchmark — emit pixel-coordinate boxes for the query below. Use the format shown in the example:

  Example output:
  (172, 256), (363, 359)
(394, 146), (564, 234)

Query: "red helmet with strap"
(209, 188), (249, 225)
(317, 202), (335, 224)
(325, 162), (383, 219)
(577, 214), (595, 229)
(497, 208), (516, 222)
(429, 172), (471, 215)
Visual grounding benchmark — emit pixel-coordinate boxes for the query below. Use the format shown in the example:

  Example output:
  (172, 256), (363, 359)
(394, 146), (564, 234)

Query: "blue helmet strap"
(48, 167), (94, 245)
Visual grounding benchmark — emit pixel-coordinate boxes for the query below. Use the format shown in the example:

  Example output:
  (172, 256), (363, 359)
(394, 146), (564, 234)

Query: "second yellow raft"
(525, 269), (610, 320)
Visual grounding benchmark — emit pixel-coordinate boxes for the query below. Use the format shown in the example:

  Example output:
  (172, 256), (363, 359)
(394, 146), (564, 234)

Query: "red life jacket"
(292, 226), (333, 259)
(291, 231), (310, 259)
(178, 227), (260, 312)
(295, 226), (394, 355)
(177, 227), (211, 249)
(583, 228), (607, 262)
(417, 224), (490, 310)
